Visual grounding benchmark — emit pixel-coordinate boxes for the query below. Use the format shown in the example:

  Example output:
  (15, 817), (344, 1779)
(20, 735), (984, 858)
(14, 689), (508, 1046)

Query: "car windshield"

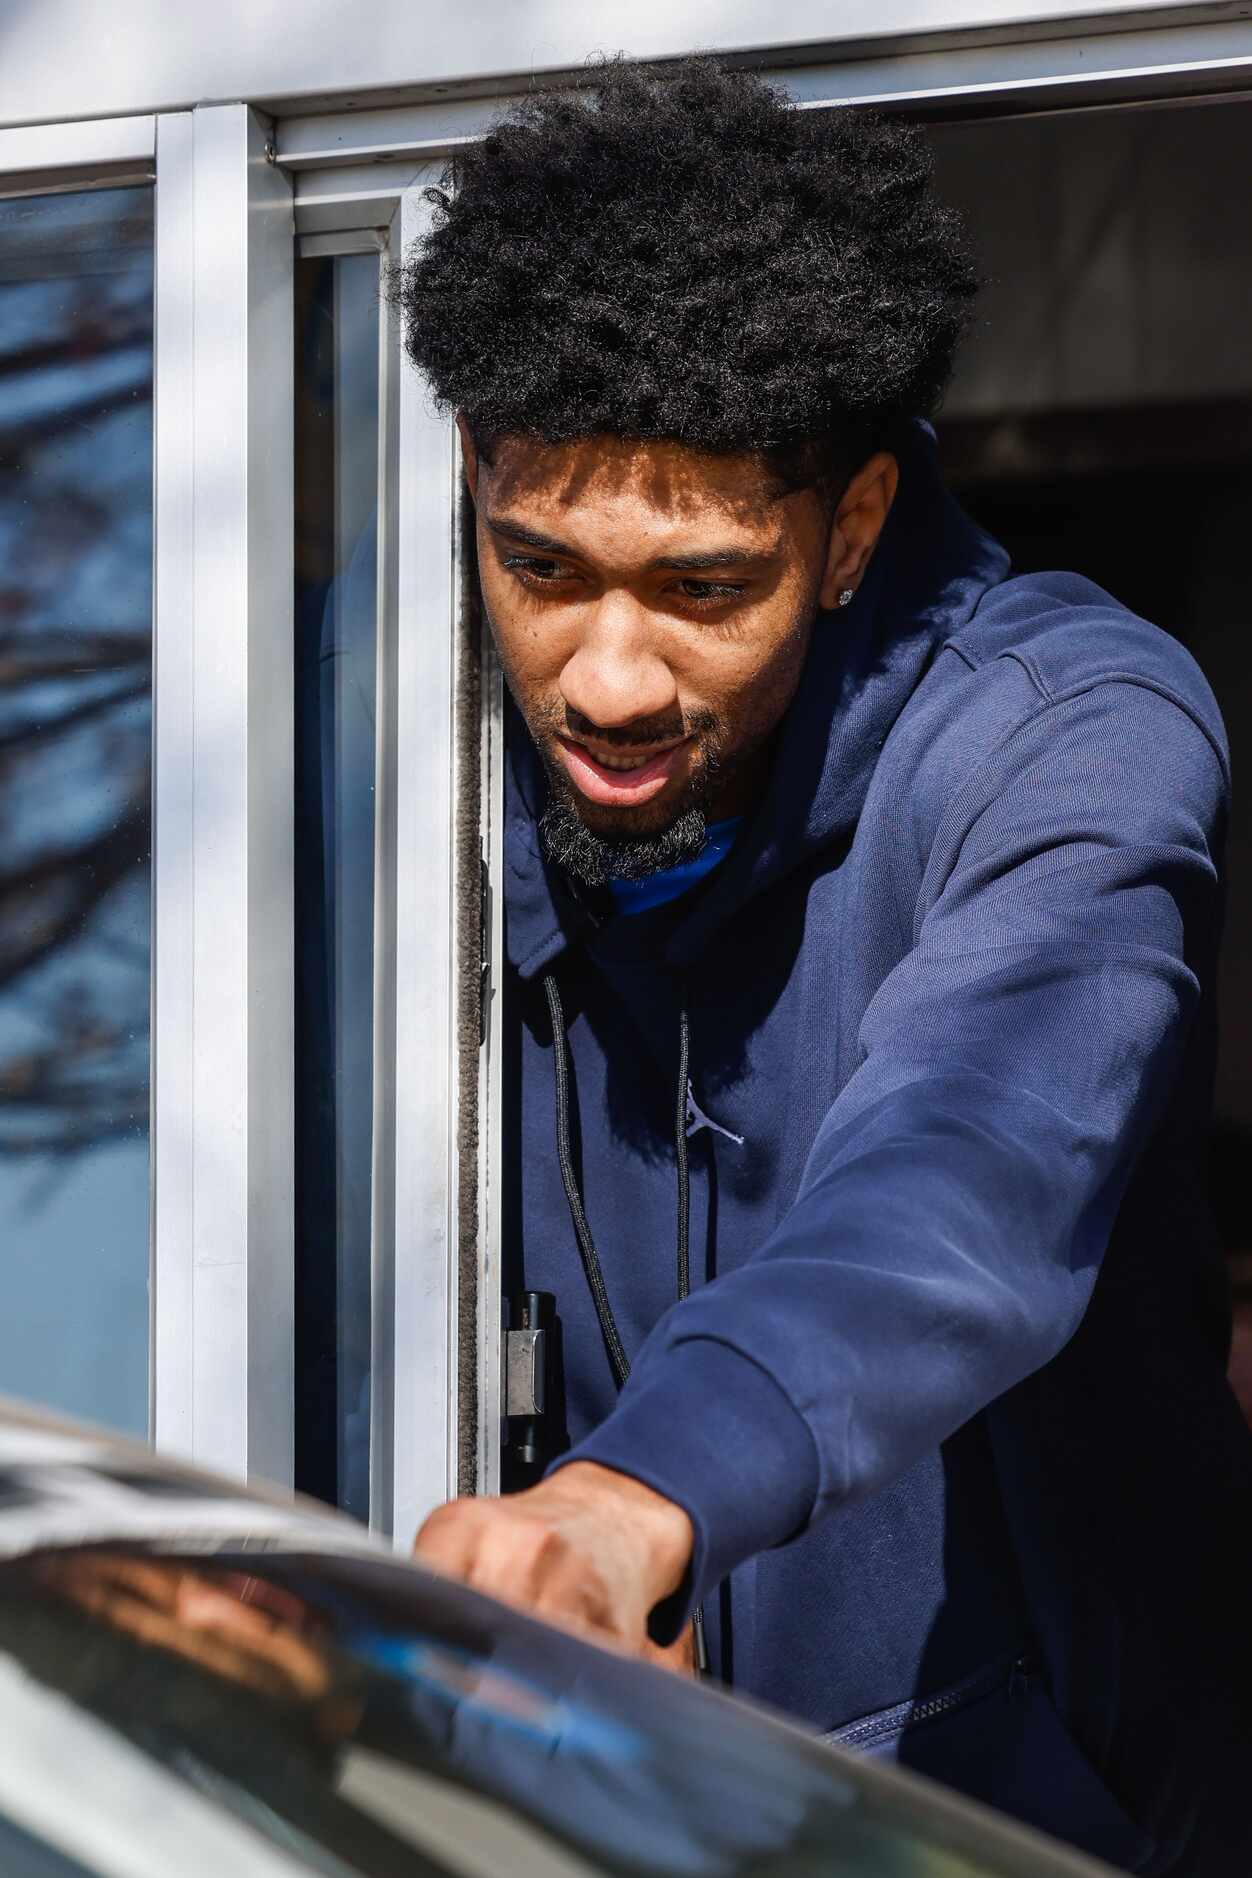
(0, 1545), (1071, 1878)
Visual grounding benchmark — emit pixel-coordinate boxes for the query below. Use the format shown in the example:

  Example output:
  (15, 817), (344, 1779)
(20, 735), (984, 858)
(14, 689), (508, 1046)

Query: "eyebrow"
(485, 514), (779, 572)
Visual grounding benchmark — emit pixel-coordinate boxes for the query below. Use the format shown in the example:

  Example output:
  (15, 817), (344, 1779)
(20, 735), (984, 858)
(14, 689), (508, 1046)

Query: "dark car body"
(0, 1400), (1112, 1878)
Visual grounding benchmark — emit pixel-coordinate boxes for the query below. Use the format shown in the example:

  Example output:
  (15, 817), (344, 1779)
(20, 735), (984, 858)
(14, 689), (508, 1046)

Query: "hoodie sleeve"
(555, 677), (1228, 1640)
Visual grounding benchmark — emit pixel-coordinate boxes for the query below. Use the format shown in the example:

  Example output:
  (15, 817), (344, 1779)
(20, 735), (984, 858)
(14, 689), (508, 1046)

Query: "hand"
(33, 1554), (334, 1706)
(413, 1461), (695, 1669)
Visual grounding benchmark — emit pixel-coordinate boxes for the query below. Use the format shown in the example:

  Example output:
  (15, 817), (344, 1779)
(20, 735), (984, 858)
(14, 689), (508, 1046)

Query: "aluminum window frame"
(0, 109), (297, 1480)
(292, 193), (503, 1542)
(0, 109), (496, 1524)
(370, 173), (505, 1541)
(0, 0), (1245, 129)
(151, 106), (295, 1485)
(1, 102), (298, 1487)
(281, 8), (1252, 230)
(0, 115), (156, 198)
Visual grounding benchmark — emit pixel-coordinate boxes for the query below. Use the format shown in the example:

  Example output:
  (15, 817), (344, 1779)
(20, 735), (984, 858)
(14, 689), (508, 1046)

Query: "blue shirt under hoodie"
(501, 422), (1252, 1876)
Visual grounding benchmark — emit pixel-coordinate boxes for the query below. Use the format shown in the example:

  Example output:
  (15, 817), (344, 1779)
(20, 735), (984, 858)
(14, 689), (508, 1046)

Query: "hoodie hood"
(504, 420), (1009, 980)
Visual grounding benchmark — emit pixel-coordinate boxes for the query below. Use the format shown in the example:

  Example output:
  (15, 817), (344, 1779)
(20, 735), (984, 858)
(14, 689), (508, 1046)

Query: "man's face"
(467, 432), (863, 881)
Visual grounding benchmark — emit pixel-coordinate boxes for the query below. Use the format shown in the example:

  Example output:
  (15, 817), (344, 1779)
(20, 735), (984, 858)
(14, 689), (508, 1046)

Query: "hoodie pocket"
(824, 1657), (1155, 1873)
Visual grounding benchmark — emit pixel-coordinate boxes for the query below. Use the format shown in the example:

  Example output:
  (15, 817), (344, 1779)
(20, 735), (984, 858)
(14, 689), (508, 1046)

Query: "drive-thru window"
(1, 2), (1249, 1548)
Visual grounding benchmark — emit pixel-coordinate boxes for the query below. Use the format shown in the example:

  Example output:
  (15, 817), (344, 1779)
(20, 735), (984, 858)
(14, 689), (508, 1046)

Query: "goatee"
(540, 796), (710, 887)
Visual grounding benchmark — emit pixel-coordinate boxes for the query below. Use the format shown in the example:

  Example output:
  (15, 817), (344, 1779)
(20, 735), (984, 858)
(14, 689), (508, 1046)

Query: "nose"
(558, 592), (679, 732)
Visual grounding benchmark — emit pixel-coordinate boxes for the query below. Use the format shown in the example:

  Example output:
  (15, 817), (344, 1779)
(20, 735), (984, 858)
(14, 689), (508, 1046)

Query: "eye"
(502, 553), (569, 585)
(675, 577), (747, 606)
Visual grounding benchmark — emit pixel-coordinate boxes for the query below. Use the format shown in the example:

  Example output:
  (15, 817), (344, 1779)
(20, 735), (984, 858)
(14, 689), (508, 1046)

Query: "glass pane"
(294, 251), (380, 1521)
(0, 187), (153, 1436)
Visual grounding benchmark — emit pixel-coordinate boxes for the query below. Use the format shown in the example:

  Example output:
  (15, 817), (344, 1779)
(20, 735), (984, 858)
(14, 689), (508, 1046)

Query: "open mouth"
(556, 736), (690, 808)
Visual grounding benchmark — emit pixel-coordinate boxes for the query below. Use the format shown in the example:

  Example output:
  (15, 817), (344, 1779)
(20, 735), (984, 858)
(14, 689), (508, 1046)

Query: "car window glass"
(0, 1547), (1064, 1878)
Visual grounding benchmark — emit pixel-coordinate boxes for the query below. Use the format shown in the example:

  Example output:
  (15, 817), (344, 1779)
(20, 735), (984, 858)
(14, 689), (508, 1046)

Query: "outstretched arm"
(418, 678), (1226, 1655)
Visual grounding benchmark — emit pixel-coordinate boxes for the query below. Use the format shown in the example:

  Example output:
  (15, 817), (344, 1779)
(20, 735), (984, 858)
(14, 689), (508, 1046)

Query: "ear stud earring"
(838, 589), (855, 608)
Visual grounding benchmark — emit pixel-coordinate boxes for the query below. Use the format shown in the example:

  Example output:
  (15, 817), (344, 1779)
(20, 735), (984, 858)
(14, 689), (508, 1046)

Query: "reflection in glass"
(0, 1538), (1018, 1878)
(294, 253), (380, 1521)
(0, 188), (153, 1434)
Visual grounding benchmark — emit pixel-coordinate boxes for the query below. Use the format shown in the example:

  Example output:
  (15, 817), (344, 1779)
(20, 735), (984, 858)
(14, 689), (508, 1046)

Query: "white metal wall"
(0, 0), (1224, 127)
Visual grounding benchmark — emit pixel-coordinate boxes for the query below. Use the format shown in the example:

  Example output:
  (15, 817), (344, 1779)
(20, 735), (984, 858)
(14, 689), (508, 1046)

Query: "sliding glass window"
(0, 185), (153, 1434)
(294, 249), (380, 1519)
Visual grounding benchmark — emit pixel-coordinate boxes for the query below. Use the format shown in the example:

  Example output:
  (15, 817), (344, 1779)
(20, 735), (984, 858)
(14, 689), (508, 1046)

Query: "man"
(399, 61), (1252, 1872)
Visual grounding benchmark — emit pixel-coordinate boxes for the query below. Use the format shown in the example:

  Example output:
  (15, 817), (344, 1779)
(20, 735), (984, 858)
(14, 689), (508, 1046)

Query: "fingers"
(413, 1499), (484, 1581)
(415, 1500), (557, 1607)
(411, 1475), (694, 1671)
(412, 1494), (636, 1647)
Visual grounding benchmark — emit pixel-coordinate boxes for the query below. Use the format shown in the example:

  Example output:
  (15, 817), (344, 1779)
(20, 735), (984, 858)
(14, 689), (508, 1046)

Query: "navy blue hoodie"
(501, 424), (1252, 1874)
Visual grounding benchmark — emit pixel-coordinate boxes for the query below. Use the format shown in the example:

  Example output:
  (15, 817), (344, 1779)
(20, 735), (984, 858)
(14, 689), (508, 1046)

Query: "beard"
(534, 709), (730, 888)
(540, 794), (713, 887)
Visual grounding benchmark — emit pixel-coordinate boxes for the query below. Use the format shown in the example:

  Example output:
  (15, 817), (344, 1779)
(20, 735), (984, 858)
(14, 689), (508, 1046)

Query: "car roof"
(0, 1396), (382, 1562)
(0, 1399), (1113, 1878)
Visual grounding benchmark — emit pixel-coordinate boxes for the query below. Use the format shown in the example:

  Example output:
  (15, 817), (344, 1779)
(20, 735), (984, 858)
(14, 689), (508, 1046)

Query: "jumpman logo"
(685, 1081), (745, 1147)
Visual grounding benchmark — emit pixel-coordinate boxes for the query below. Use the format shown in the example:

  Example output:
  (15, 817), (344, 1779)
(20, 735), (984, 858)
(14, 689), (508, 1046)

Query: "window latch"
(505, 1327), (547, 1418)
(503, 1291), (556, 1473)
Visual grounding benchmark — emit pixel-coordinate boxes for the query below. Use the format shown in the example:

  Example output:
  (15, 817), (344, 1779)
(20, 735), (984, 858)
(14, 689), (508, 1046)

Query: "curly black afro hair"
(396, 59), (978, 485)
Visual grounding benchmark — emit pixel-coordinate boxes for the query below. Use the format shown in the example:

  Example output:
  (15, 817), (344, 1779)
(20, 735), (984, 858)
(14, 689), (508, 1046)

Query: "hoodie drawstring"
(675, 1001), (692, 1306)
(544, 972), (631, 1390)
(542, 970), (709, 1675)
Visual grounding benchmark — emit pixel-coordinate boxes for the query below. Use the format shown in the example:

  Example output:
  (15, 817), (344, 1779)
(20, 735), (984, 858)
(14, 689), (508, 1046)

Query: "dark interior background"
(930, 98), (1252, 1274)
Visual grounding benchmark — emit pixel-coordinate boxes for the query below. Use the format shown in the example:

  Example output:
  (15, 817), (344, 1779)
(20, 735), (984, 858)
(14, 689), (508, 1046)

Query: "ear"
(456, 413), (480, 504)
(819, 452), (899, 612)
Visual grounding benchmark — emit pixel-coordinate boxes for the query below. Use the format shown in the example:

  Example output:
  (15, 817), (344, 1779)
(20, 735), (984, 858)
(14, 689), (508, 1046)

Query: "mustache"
(536, 705), (719, 749)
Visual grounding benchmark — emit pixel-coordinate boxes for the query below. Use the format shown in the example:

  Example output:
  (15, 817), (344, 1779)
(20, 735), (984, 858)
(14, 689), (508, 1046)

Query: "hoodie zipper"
(831, 1653), (1036, 1752)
